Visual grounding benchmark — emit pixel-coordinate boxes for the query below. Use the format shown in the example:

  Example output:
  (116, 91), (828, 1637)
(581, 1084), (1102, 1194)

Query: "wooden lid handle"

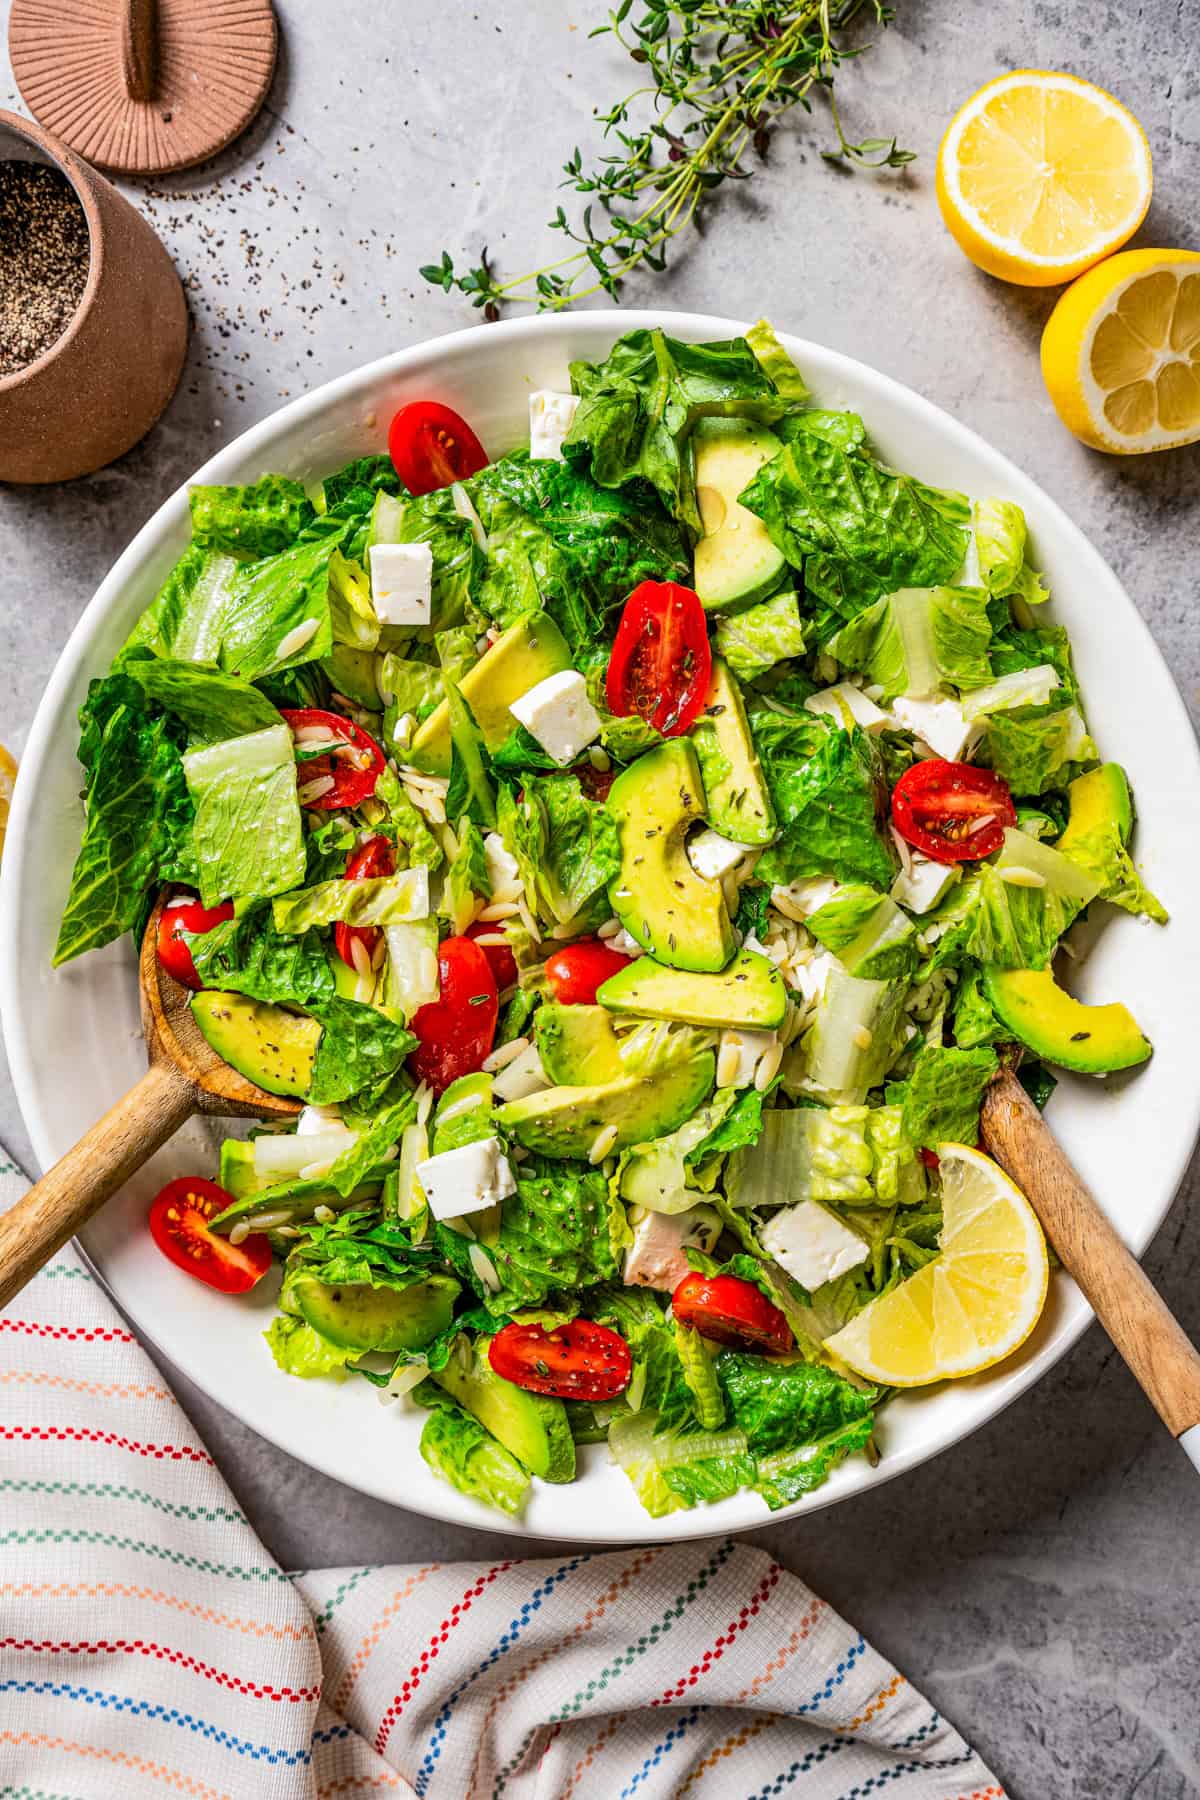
(980, 1066), (1200, 1442)
(120, 0), (159, 102)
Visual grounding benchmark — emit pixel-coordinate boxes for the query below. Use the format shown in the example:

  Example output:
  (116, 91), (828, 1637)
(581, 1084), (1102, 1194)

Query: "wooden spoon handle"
(980, 1066), (1200, 1447)
(0, 1061), (194, 1311)
(121, 0), (159, 102)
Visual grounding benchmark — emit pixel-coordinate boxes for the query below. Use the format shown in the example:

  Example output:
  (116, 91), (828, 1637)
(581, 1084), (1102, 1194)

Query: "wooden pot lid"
(9, 0), (277, 177)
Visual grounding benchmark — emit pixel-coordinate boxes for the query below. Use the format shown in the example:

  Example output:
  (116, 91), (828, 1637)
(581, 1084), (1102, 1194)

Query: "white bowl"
(3, 312), (1198, 1542)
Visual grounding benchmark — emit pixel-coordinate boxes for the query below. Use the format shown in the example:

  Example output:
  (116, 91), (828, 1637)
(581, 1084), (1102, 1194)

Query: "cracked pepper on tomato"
(53, 319), (1163, 1520)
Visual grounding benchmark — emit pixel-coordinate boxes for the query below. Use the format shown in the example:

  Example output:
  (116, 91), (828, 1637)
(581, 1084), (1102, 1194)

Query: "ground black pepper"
(0, 161), (90, 378)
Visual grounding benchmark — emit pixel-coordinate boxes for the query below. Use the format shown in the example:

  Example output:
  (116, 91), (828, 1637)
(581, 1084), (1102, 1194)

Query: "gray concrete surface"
(3, 2), (1200, 1793)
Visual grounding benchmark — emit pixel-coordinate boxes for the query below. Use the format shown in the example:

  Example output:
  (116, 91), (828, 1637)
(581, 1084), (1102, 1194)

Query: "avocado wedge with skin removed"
(596, 948), (785, 1030)
(692, 418), (787, 612)
(433, 1338), (575, 1482)
(497, 1053), (716, 1160)
(983, 966), (1151, 1075)
(191, 991), (319, 1098)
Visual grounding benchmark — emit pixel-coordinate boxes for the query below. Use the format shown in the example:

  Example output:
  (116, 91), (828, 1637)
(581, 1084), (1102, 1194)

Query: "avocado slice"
(191, 991), (319, 1098)
(1059, 763), (1133, 851)
(407, 610), (572, 775)
(692, 419), (787, 612)
(433, 1338), (575, 1481)
(291, 1273), (460, 1353)
(691, 658), (777, 846)
(321, 644), (382, 710)
(535, 1004), (624, 1086)
(982, 967), (1151, 1075)
(497, 1052), (716, 1159)
(608, 740), (735, 973)
(596, 948), (785, 1029)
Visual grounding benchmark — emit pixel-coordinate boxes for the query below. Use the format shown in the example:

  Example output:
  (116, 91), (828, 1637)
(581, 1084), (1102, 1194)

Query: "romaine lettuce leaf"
(307, 998), (417, 1103)
(271, 870), (428, 933)
(974, 498), (1049, 606)
(777, 409), (868, 453)
(726, 1104), (875, 1207)
(952, 965), (1009, 1047)
(418, 1391), (530, 1515)
(717, 1352), (876, 1510)
(326, 553), (380, 651)
(738, 436), (970, 635)
(1057, 783), (1167, 924)
(186, 902), (335, 1006)
(122, 544), (240, 664)
(182, 722), (306, 907)
(607, 1409), (753, 1517)
(827, 585), (993, 699)
(745, 318), (809, 400)
(495, 773), (619, 927)
(674, 1323), (726, 1429)
(374, 767), (444, 874)
(806, 884), (918, 979)
(897, 1042), (998, 1148)
(442, 816), (491, 934)
(713, 592), (806, 683)
(749, 708), (893, 888)
(322, 455), (402, 515)
(380, 652), (443, 725)
(216, 522), (347, 682)
(123, 656), (281, 745)
(189, 475), (314, 559)
(959, 831), (1099, 969)
(54, 672), (195, 965)
(563, 328), (785, 532)
(587, 1287), (698, 1432)
(445, 1156), (626, 1315)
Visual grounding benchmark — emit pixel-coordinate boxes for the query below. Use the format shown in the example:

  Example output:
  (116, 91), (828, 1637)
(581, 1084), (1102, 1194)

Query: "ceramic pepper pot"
(0, 108), (188, 484)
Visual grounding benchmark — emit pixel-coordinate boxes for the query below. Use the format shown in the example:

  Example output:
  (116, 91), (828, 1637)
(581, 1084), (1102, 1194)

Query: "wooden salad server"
(0, 896), (299, 1309)
(980, 1066), (1200, 1475)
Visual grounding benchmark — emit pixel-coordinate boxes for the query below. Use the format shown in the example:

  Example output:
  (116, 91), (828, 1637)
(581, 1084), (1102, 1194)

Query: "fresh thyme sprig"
(420, 0), (912, 316)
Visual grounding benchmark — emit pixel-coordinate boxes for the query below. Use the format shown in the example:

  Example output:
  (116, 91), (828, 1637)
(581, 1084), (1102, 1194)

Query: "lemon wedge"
(0, 745), (15, 864)
(823, 1143), (1049, 1386)
(936, 70), (1152, 286)
(1041, 248), (1200, 452)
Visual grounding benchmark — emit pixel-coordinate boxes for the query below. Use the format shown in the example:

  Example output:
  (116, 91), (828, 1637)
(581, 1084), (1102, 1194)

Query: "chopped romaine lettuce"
(827, 585), (993, 699)
(183, 722), (306, 908)
(713, 592), (806, 683)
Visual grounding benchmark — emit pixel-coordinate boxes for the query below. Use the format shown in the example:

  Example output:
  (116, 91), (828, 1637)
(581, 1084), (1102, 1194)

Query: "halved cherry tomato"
(488, 1319), (632, 1401)
(334, 836), (396, 974)
(891, 760), (1016, 864)
(156, 897), (235, 991)
(466, 919), (519, 992)
(672, 1272), (793, 1355)
(148, 1177), (271, 1294)
(408, 935), (498, 1094)
(544, 938), (633, 1006)
(605, 580), (712, 737)
(388, 400), (488, 495)
(918, 1148), (941, 1171)
(280, 708), (386, 811)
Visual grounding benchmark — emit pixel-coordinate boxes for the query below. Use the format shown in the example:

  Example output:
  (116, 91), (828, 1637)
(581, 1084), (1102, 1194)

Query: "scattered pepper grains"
(0, 161), (90, 377)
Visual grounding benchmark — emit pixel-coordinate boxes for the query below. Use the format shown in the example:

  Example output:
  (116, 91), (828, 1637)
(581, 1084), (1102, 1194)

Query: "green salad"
(56, 320), (1165, 1519)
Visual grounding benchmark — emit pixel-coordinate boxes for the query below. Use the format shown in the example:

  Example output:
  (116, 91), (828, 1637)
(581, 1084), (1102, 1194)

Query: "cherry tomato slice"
(891, 759), (1016, 864)
(544, 938), (634, 1006)
(488, 1319), (632, 1401)
(388, 400), (488, 496)
(605, 580), (713, 738)
(466, 919), (519, 992)
(918, 1148), (941, 1170)
(574, 760), (615, 803)
(672, 1272), (793, 1355)
(148, 1177), (271, 1294)
(334, 836), (396, 974)
(156, 897), (235, 991)
(408, 935), (498, 1094)
(280, 708), (386, 811)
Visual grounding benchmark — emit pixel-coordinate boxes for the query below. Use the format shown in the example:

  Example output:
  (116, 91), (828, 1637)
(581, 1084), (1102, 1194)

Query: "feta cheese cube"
(688, 827), (748, 883)
(369, 541), (433, 627)
(805, 683), (889, 734)
(890, 854), (961, 915)
(623, 1208), (720, 1292)
(509, 669), (601, 766)
(771, 876), (840, 918)
(529, 389), (580, 461)
(415, 1135), (517, 1222)
(760, 1201), (869, 1292)
(890, 695), (981, 763)
(717, 1026), (778, 1089)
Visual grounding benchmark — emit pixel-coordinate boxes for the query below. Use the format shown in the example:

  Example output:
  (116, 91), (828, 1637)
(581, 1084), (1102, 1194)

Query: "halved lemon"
(824, 1143), (1049, 1386)
(0, 746), (15, 864)
(1041, 248), (1200, 452)
(936, 70), (1152, 286)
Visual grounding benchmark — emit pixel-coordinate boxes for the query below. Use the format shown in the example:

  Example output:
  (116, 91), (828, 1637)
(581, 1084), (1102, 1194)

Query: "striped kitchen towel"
(0, 1150), (1004, 1799)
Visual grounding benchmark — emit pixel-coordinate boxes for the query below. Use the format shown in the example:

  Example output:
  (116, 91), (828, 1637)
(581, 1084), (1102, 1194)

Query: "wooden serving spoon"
(0, 896), (300, 1310)
(981, 1065), (1200, 1474)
